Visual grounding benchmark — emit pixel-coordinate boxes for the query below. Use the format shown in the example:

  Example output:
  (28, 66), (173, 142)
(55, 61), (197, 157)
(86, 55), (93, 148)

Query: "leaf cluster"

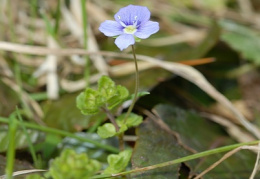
(76, 76), (129, 115)
(26, 149), (101, 179)
(97, 113), (143, 139)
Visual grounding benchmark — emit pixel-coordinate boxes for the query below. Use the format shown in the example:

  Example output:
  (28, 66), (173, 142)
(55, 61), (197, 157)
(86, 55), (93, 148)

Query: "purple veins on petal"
(114, 5), (150, 26)
(99, 20), (123, 37)
(99, 4), (159, 50)
(135, 21), (160, 39)
(115, 34), (135, 51)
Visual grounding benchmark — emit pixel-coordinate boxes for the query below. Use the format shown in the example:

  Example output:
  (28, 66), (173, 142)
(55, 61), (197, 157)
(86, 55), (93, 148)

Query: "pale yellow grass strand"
(194, 145), (260, 179)
(250, 142), (260, 179)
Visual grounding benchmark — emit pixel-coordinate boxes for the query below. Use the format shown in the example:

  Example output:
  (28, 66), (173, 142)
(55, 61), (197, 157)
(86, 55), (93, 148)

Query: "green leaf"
(47, 149), (101, 179)
(98, 76), (117, 100)
(153, 104), (257, 178)
(220, 20), (260, 64)
(131, 117), (194, 178)
(97, 123), (116, 139)
(76, 89), (100, 115)
(107, 85), (129, 110)
(97, 123), (128, 139)
(76, 76), (129, 115)
(104, 149), (132, 174)
(116, 113), (143, 128)
(98, 76), (129, 109)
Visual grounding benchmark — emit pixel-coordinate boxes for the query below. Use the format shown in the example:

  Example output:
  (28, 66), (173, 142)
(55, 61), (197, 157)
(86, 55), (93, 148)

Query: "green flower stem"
(124, 45), (139, 123)
(5, 116), (18, 179)
(91, 140), (259, 178)
(0, 116), (119, 153)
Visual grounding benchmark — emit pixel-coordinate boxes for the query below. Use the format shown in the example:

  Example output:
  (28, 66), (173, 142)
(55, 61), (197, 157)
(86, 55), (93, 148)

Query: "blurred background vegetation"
(1, 0), (260, 178)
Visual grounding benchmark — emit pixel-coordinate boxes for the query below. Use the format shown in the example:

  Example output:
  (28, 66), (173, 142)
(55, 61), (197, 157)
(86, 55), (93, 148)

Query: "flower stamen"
(117, 15), (127, 27)
(119, 21), (127, 27)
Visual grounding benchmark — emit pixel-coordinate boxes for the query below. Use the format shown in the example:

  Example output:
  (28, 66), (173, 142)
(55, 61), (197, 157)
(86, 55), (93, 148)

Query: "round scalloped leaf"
(103, 149), (132, 174)
(220, 20), (260, 64)
(107, 85), (129, 110)
(116, 113), (143, 128)
(97, 123), (117, 139)
(77, 76), (129, 116)
(47, 149), (101, 179)
(98, 76), (117, 99)
(76, 89), (100, 115)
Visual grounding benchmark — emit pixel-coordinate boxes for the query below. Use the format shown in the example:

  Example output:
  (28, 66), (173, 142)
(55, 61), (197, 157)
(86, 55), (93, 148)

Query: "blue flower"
(99, 5), (159, 51)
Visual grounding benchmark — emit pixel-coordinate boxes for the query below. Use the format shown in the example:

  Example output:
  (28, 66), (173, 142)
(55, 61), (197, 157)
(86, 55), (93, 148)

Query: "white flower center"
(123, 25), (137, 34)
(117, 15), (139, 34)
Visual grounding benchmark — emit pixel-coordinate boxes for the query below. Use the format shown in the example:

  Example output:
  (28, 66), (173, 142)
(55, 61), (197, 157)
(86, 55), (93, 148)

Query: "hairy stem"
(118, 134), (125, 151)
(101, 107), (119, 132)
(101, 107), (124, 151)
(124, 45), (139, 123)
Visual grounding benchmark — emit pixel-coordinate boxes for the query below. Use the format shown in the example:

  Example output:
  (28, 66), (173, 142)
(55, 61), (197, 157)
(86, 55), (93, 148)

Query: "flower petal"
(115, 34), (135, 51)
(99, 20), (123, 37)
(135, 21), (159, 39)
(114, 5), (150, 26)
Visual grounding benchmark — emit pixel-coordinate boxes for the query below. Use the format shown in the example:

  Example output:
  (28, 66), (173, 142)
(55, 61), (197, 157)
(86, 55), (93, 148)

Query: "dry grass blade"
(46, 36), (59, 100)
(0, 57), (13, 77)
(194, 145), (260, 179)
(110, 61), (156, 77)
(60, 73), (102, 92)
(62, 1), (108, 74)
(2, 77), (44, 125)
(0, 41), (259, 139)
(33, 36), (60, 100)
(132, 54), (260, 139)
(201, 113), (255, 143)
(0, 169), (46, 179)
(87, 25), (108, 75)
(141, 30), (205, 47)
(250, 142), (260, 179)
